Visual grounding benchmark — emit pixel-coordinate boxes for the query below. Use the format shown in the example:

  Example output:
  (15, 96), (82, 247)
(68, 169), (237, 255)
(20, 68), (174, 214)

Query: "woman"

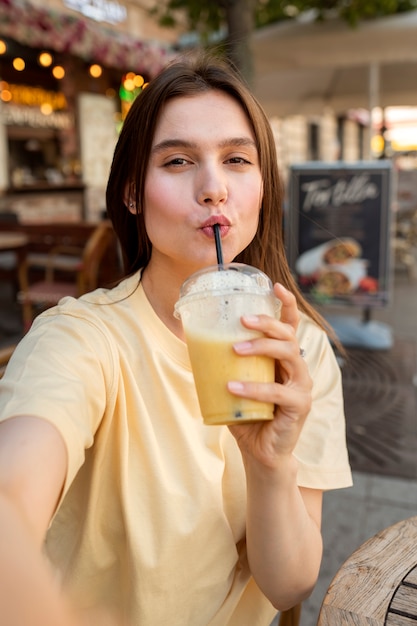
(0, 54), (352, 626)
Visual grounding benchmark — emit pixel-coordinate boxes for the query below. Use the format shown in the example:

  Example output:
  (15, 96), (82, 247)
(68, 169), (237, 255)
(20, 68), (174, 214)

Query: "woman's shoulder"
(19, 273), (142, 368)
(297, 311), (328, 343)
(37, 272), (142, 325)
(297, 311), (340, 373)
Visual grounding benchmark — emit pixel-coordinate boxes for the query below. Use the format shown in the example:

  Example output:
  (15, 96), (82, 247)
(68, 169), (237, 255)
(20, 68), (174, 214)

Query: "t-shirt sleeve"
(0, 306), (117, 496)
(293, 316), (353, 490)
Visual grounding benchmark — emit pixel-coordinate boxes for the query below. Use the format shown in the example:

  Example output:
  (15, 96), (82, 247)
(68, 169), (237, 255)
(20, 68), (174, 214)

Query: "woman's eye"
(164, 157), (188, 167)
(227, 156), (251, 165)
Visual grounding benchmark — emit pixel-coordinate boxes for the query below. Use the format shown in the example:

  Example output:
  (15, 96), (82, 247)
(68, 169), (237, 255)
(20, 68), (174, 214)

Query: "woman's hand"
(227, 283), (313, 465)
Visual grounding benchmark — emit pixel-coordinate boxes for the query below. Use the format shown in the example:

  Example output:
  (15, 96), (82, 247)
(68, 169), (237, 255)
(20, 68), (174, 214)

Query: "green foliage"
(150, 0), (226, 40)
(338, 0), (417, 26)
(256, 0), (417, 27)
(151, 0), (417, 33)
(256, 0), (290, 27)
(283, 0), (417, 25)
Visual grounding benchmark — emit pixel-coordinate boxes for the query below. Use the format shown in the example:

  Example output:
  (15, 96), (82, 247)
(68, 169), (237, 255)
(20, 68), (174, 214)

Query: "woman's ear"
(124, 183), (136, 214)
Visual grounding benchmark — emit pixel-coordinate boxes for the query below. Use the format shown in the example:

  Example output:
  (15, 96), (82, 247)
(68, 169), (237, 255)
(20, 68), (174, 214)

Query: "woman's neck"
(141, 264), (186, 340)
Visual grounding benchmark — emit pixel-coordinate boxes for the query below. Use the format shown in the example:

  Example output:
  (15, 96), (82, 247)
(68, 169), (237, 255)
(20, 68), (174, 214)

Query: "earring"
(129, 202), (134, 208)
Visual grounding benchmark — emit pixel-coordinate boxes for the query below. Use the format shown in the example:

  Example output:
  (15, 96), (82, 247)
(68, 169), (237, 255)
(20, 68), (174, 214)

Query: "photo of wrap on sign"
(296, 238), (378, 297)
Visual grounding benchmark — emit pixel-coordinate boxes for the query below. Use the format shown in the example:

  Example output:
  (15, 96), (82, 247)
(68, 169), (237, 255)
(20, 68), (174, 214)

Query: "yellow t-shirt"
(0, 272), (352, 626)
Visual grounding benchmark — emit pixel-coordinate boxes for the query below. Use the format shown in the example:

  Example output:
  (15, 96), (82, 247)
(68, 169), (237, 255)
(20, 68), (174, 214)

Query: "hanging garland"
(0, 0), (175, 75)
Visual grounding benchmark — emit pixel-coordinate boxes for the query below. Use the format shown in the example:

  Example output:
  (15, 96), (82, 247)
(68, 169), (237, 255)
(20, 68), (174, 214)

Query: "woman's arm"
(228, 283), (324, 610)
(243, 457), (322, 610)
(0, 416), (78, 625)
(0, 416), (68, 543)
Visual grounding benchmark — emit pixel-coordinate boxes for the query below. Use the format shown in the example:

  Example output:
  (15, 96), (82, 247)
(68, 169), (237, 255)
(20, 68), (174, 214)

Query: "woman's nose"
(197, 167), (228, 207)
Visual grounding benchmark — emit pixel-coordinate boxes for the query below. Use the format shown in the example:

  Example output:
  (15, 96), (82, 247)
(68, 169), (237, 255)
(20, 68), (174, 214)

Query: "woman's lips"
(200, 216), (231, 238)
(201, 223), (230, 238)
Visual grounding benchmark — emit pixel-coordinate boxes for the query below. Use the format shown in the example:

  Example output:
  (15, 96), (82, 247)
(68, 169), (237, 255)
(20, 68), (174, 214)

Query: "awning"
(251, 10), (417, 116)
(0, 0), (174, 76)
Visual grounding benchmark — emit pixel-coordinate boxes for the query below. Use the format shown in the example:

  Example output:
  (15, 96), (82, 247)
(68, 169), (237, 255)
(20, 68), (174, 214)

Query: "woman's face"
(142, 90), (263, 278)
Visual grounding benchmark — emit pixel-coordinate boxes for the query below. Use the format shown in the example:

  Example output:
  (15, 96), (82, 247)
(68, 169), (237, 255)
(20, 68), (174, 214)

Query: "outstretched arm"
(0, 416), (78, 625)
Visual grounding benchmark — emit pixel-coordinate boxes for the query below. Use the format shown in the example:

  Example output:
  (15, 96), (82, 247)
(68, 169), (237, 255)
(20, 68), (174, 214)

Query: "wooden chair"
(279, 604), (302, 626)
(18, 220), (116, 330)
(0, 212), (21, 294)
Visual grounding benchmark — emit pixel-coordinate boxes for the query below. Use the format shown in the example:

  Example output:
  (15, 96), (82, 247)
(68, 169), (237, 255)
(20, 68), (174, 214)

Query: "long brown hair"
(106, 53), (330, 333)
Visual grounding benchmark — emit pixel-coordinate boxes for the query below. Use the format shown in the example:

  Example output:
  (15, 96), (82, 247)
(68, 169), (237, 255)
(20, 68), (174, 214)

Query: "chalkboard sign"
(286, 161), (393, 308)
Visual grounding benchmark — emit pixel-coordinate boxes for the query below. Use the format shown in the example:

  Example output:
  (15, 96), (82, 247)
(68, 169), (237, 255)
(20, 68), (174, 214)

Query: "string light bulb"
(52, 65), (65, 79)
(40, 102), (53, 115)
(13, 58), (25, 71)
(89, 64), (102, 78)
(0, 88), (11, 102)
(38, 52), (53, 67)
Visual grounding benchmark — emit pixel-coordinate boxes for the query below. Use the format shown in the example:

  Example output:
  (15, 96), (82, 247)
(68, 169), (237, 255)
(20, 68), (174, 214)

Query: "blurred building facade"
(0, 0), (182, 223)
(251, 9), (417, 197)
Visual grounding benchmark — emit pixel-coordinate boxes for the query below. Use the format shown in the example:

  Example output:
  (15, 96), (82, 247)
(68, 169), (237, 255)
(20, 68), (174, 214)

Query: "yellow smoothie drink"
(185, 327), (274, 425)
(174, 263), (279, 425)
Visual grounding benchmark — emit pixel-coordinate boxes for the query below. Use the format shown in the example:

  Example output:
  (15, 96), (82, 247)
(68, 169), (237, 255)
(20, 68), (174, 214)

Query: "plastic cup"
(174, 263), (279, 426)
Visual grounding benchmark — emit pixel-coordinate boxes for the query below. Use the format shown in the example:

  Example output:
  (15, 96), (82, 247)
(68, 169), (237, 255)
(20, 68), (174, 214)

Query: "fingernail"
(276, 283), (289, 293)
(228, 381), (244, 393)
(234, 341), (252, 353)
(242, 314), (259, 324)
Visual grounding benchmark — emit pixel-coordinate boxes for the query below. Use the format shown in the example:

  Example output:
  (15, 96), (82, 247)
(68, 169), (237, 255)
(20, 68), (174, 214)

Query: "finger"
(273, 283), (300, 331)
(240, 313), (295, 342)
(237, 314), (305, 366)
(233, 334), (302, 367)
(236, 315), (307, 383)
(227, 380), (312, 419)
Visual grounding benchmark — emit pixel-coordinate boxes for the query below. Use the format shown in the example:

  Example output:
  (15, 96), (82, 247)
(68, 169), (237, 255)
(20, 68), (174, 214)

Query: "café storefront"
(0, 0), (175, 223)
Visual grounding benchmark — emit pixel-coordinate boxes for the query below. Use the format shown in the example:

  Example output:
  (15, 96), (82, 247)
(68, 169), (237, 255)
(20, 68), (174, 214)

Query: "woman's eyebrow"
(151, 139), (197, 154)
(151, 137), (257, 154)
(218, 137), (257, 149)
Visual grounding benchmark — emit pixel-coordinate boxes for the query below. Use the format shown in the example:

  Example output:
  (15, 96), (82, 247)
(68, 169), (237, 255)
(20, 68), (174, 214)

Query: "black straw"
(213, 224), (224, 267)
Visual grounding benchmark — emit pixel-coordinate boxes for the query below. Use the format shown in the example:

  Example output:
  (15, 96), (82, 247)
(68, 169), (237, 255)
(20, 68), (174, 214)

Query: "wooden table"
(0, 231), (28, 251)
(317, 516), (417, 625)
